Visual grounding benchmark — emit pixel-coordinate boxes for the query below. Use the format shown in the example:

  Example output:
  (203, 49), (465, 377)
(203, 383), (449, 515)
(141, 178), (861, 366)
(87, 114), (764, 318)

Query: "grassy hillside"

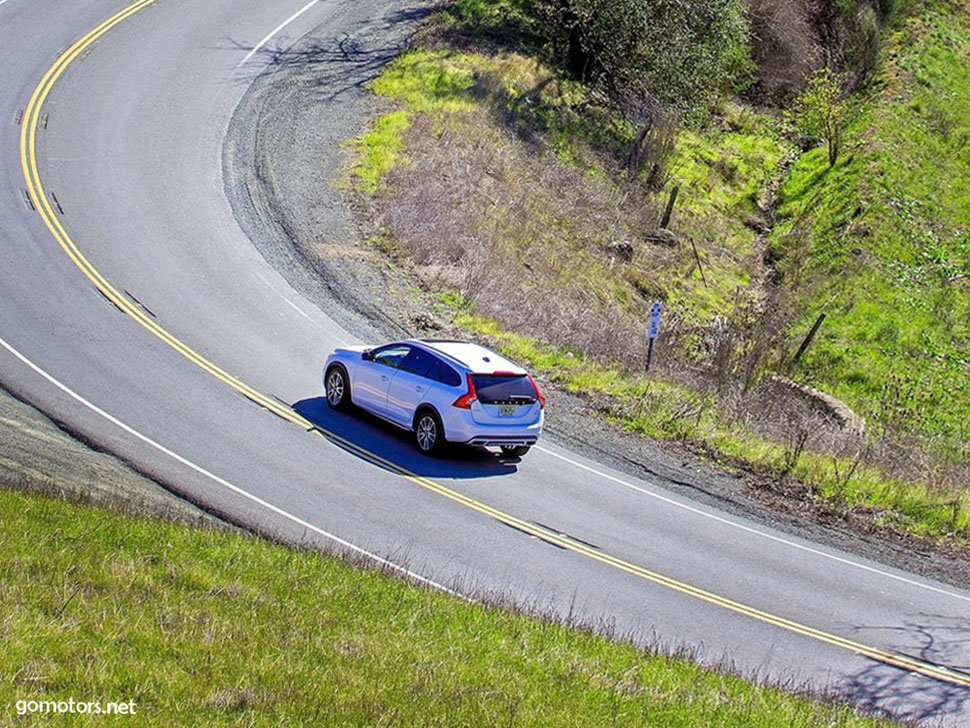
(344, 0), (970, 542)
(772, 1), (970, 456)
(0, 488), (895, 726)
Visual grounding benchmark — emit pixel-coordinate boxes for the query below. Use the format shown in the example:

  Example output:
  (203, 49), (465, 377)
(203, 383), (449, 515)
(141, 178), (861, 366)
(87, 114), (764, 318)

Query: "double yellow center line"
(19, 0), (970, 691)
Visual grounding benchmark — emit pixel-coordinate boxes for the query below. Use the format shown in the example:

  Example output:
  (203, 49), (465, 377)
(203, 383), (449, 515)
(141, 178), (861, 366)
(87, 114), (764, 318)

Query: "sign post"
(646, 301), (662, 372)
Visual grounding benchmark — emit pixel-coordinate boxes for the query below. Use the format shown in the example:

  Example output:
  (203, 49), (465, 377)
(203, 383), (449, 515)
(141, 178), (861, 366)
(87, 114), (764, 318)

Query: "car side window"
(402, 348), (437, 378)
(372, 345), (411, 370)
(428, 359), (461, 387)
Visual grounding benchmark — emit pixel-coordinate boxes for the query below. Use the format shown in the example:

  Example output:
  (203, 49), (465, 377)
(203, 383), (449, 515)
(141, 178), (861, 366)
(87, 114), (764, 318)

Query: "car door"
(352, 344), (411, 416)
(385, 347), (439, 426)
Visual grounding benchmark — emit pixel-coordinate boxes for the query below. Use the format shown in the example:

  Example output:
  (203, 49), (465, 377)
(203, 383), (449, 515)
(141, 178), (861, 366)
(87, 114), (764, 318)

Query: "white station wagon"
(324, 339), (545, 457)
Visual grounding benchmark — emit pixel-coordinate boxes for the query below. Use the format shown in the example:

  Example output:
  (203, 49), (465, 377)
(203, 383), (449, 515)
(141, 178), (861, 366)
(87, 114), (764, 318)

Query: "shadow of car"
(293, 397), (519, 480)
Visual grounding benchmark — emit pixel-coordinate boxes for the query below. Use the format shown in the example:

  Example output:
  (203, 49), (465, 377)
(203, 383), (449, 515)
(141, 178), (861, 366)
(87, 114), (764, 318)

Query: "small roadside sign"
(648, 302), (662, 339)
(646, 302), (662, 372)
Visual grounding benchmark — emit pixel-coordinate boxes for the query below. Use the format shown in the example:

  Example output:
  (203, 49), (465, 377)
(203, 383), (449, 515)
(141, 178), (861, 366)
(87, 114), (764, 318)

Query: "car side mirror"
(361, 350), (374, 361)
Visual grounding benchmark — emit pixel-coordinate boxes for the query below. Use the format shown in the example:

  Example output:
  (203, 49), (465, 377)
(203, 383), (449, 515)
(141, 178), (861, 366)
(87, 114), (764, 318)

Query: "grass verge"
(0, 487), (896, 726)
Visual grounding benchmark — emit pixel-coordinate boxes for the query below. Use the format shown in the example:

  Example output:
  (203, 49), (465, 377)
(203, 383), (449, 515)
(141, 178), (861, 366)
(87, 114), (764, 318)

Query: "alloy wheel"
(416, 415), (437, 451)
(326, 371), (344, 407)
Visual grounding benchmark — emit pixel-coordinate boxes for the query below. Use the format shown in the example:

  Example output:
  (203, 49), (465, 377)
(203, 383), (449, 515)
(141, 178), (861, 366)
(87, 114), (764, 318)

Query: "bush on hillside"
(536, 0), (752, 114)
(440, 0), (900, 108)
(746, 0), (821, 101)
(787, 67), (847, 166)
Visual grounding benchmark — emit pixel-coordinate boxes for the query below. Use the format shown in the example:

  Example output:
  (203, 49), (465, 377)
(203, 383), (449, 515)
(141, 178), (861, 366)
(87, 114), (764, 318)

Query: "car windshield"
(472, 374), (535, 404)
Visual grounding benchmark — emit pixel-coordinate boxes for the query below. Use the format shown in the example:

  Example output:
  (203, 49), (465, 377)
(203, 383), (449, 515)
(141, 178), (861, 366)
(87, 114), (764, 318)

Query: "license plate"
(497, 404), (518, 417)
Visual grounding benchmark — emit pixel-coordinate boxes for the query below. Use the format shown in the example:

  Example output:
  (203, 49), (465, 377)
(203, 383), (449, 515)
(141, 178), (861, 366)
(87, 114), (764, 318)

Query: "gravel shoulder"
(220, 3), (970, 589)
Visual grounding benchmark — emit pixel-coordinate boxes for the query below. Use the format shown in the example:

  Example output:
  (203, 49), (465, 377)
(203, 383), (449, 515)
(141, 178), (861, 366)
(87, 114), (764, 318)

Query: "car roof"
(409, 339), (527, 375)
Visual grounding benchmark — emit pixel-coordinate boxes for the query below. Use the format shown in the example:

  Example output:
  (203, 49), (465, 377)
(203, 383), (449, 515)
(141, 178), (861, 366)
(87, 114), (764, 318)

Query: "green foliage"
(788, 68), (847, 166)
(0, 489), (898, 727)
(370, 50), (477, 112)
(538, 0), (751, 113)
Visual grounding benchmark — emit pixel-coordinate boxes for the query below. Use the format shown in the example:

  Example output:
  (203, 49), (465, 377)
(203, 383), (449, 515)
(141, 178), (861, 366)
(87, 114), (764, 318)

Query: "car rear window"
(472, 374), (535, 404)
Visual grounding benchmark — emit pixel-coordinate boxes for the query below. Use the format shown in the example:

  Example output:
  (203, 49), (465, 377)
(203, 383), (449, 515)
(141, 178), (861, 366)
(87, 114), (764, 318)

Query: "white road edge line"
(0, 333), (460, 598)
(537, 445), (970, 603)
(235, 0), (319, 70)
(256, 271), (315, 322)
(284, 297), (312, 321)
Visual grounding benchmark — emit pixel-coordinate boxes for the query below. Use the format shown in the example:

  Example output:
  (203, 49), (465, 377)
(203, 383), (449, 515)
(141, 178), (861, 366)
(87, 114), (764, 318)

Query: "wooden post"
(660, 185), (679, 229)
(793, 313), (826, 363)
(645, 338), (655, 372)
(689, 237), (707, 287)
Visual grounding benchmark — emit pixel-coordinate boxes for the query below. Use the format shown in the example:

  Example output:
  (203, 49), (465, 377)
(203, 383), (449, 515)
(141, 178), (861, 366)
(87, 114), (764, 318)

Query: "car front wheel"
(500, 445), (531, 458)
(325, 366), (351, 410)
(414, 410), (444, 456)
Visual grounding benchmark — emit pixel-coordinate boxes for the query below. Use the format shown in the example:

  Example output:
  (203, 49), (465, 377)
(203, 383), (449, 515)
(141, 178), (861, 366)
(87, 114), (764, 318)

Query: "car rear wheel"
(500, 445), (531, 458)
(325, 366), (351, 410)
(414, 410), (444, 456)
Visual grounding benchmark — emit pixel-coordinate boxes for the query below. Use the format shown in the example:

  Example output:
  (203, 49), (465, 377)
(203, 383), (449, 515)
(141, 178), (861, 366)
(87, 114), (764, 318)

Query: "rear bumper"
(464, 434), (539, 447)
(444, 410), (543, 447)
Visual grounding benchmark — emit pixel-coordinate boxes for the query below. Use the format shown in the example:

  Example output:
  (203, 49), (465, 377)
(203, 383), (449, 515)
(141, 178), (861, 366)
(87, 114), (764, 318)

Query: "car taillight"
(528, 375), (546, 409)
(452, 373), (477, 409)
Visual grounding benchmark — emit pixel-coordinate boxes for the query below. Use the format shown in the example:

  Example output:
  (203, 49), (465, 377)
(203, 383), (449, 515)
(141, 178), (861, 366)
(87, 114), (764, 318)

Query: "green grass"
(350, 50), (482, 193)
(370, 49), (477, 113)
(0, 488), (897, 726)
(772, 2), (970, 451)
(666, 103), (792, 319)
(350, 110), (411, 194)
(672, 105), (787, 250)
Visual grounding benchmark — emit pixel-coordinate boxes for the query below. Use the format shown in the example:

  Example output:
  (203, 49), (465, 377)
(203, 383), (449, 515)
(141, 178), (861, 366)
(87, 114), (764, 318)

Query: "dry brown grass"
(371, 109), (687, 365)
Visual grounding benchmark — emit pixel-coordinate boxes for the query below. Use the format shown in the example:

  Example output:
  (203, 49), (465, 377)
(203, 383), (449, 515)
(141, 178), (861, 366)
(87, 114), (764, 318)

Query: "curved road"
(2, 0), (969, 723)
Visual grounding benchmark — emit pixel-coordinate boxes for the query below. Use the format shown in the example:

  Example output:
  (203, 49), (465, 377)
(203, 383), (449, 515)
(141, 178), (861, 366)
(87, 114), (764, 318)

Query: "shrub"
(787, 67), (847, 166)
(536, 0), (752, 114)
(743, 0), (898, 102)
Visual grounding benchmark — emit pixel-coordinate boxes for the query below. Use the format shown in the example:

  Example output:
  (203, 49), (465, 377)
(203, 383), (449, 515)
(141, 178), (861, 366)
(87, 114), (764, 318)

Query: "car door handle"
(380, 374), (389, 381)
(415, 385), (424, 392)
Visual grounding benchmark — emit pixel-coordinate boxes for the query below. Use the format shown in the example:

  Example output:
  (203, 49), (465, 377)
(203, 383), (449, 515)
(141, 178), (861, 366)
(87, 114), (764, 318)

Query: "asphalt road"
(1, 0), (969, 723)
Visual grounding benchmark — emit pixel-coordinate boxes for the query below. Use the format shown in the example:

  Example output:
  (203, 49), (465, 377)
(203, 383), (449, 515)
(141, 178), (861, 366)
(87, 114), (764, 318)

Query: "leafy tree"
(539, 0), (751, 114)
(789, 67), (847, 166)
